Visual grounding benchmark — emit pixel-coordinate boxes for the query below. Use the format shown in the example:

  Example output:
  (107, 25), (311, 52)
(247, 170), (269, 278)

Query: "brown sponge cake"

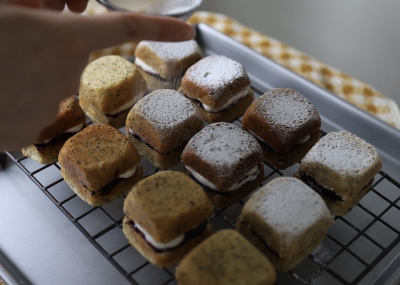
(180, 55), (254, 123)
(242, 88), (321, 169)
(126, 89), (204, 169)
(294, 131), (382, 216)
(175, 230), (276, 285)
(134, 40), (202, 91)
(79, 55), (147, 128)
(123, 171), (213, 267)
(237, 177), (333, 271)
(182, 122), (263, 208)
(22, 96), (86, 164)
(59, 125), (143, 206)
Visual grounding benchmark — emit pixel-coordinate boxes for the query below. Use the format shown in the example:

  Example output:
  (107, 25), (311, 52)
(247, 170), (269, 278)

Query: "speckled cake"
(22, 96), (87, 164)
(242, 88), (321, 169)
(237, 177), (334, 271)
(179, 55), (254, 123)
(182, 122), (264, 207)
(175, 230), (277, 285)
(122, 171), (214, 267)
(126, 89), (204, 169)
(134, 40), (202, 91)
(79, 55), (147, 128)
(294, 131), (382, 216)
(59, 125), (143, 206)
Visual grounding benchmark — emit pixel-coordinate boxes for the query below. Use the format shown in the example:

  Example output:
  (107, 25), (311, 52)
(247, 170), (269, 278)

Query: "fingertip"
(173, 23), (195, 41)
(67, 0), (88, 13)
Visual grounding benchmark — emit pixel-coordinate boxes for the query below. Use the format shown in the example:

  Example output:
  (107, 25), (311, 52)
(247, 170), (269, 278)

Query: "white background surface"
(201, 0), (400, 107)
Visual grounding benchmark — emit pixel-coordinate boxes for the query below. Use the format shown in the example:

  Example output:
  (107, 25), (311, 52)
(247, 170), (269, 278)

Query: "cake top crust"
(302, 131), (381, 176)
(180, 55), (251, 108)
(175, 230), (276, 285)
(123, 171), (213, 243)
(182, 123), (263, 188)
(137, 89), (200, 134)
(242, 88), (321, 152)
(59, 125), (140, 191)
(137, 40), (201, 62)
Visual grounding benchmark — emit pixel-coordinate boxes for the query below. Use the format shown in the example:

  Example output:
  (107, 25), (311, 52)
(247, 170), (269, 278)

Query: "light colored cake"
(175, 230), (277, 285)
(294, 131), (382, 216)
(126, 89), (204, 168)
(180, 55), (254, 123)
(59, 125), (143, 206)
(242, 88), (321, 169)
(134, 40), (202, 91)
(79, 55), (147, 128)
(123, 171), (213, 267)
(182, 122), (263, 207)
(237, 177), (333, 271)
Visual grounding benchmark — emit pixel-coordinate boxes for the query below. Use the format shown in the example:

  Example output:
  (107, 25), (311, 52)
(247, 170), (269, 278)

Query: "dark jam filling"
(300, 170), (343, 201)
(82, 178), (125, 197)
(34, 132), (79, 153)
(126, 219), (208, 253)
(240, 221), (280, 258)
(128, 129), (185, 155)
(187, 165), (259, 196)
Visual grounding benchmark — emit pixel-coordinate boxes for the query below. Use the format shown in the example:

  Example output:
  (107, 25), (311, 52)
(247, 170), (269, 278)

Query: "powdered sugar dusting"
(184, 55), (249, 97)
(184, 122), (262, 178)
(139, 40), (200, 62)
(249, 177), (332, 250)
(303, 131), (381, 175)
(255, 88), (319, 134)
(136, 89), (200, 133)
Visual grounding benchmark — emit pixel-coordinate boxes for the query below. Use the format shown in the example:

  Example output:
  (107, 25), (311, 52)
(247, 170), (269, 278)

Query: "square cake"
(294, 131), (382, 216)
(242, 88), (321, 169)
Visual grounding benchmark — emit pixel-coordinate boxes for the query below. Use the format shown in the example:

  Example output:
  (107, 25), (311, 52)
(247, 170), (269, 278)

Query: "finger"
(66, 0), (88, 13)
(43, 0), (65, 11)
(68, 12), (195, 51)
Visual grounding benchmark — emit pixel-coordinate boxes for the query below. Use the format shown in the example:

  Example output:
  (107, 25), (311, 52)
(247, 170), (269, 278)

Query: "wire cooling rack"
(5, 86), (400, 285)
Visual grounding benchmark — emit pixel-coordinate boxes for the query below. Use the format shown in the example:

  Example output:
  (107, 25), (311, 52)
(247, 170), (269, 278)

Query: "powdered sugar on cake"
(254, 89), (319, 141)
(302, 131), (381, 175)
(185, 123), (263, 179)
(137, 89), (200, 134)
(139, 40), (201, 63)
(184, 55), (249, 98)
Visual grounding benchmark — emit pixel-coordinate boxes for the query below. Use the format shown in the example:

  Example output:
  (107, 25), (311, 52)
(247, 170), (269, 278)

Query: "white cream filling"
(187, 165), (259, 192)
(248, 130), (310, 146)
(119, 165), (137, 179)
(64, 123), (84, 133)
(108, 95), (142, 115)
(135, 222), (184, 250)
(135, 57), (159, 75)
(188, 86), (251, 113)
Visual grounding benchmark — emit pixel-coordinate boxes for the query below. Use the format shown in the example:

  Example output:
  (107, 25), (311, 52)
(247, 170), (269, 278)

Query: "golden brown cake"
(179, 55), (254, 123)
(294, 131), (382, 216)
(134, 40), (202, 91)
(126, 89), (204, 169)
(79, 55), (147, 128)
(182, 122), (263, 208)
(237, 177), (334, 271)
(122, 171), (214, 267)
(175, 230), (276, 285)
(59, 125), (143, 206)
(242, 88), (321, 169)
(22, 96), (86, 164)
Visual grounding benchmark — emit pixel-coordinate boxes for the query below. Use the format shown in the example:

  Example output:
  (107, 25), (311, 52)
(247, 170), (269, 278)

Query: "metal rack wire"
(5, 87), (400, 285)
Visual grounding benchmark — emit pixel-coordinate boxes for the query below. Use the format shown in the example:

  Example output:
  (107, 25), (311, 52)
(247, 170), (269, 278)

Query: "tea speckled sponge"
(175, 230), (276, 285)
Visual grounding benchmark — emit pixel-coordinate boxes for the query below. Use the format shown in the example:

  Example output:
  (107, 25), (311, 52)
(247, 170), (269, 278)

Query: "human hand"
(0, 4), (195, 150)
(5, 0), (89, 12)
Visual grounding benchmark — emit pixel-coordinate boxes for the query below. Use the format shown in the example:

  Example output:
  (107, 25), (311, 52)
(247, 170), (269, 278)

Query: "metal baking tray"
(2, 23), (400, 285)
